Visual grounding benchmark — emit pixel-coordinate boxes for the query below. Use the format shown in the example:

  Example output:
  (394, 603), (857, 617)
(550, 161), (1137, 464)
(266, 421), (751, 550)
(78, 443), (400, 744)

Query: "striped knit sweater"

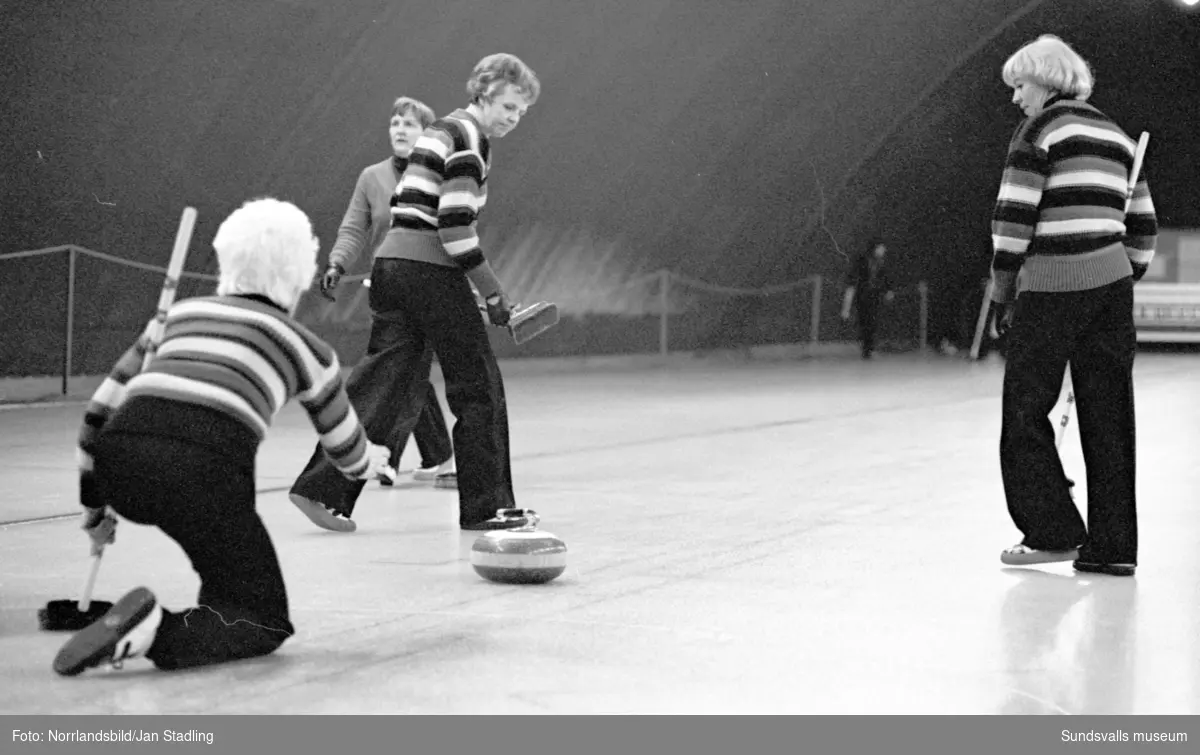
(77, 294), (373, 479)
(384, 109), (491, 270)
(990, 96), (1157, 304)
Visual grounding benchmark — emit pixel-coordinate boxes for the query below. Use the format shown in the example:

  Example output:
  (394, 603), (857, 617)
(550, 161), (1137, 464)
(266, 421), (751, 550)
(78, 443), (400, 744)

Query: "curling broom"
(39, 207), (198, 632)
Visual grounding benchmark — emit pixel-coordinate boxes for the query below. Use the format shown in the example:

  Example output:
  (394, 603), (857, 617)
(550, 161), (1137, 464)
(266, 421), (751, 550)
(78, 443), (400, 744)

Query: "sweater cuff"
(990, 270), (1018, 304)
(465, 261), (504, 299)
(327, 250), (351, 273)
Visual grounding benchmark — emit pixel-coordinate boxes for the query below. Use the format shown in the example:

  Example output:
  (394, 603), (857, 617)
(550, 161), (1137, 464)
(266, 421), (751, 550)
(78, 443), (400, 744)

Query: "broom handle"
(73, 206), (196, 612)
(77, 551), (104, 612)
(1125, 132), (1149, 215)
(142, 207), (198, 371)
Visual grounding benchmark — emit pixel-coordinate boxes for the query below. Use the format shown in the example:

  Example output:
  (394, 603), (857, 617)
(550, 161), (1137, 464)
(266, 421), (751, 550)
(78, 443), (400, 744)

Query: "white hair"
(1002, 34), (1094, 101)
(212, 197), (318, 312)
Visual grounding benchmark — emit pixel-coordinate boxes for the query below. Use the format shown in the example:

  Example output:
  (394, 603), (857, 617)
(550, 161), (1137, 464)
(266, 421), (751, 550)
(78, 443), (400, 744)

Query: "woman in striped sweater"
(317, 96), (457, 490)
(990, 36), (1157, 577)
(53, 198), (392, 677)
(290, 53), (541, 533)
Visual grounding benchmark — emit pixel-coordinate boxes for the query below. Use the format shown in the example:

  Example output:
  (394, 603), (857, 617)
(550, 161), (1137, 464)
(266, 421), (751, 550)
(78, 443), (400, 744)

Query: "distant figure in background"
(841, 240), (895, 359)
(318, 96), (456, 490)
(989, 35), (1156, 577)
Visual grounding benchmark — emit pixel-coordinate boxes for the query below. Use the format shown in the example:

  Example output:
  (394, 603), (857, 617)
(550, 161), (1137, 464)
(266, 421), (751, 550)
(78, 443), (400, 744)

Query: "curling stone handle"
(497, 508), (540, 530)
(77, 550), (103, 612)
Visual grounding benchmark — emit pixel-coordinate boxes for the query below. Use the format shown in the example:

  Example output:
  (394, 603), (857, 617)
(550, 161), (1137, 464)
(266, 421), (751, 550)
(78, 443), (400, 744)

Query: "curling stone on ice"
(470, 509), (567, 585)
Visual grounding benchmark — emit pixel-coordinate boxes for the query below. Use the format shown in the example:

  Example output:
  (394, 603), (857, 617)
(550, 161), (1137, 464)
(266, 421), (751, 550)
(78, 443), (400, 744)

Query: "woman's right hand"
(320, 264), (344, 297)
(359, 441), (396, 482)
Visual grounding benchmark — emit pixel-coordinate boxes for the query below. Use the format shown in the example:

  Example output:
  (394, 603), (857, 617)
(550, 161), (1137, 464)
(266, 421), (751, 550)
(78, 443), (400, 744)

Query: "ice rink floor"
(1, 350), (1197, 715)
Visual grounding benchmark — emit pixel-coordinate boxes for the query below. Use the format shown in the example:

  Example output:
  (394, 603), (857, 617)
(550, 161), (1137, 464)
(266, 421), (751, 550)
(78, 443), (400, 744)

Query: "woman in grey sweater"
(292, 97), (456, 532)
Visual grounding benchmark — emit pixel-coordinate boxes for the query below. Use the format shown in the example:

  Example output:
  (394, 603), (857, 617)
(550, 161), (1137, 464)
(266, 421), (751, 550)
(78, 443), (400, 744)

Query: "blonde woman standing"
(990, 36), (1157, 577)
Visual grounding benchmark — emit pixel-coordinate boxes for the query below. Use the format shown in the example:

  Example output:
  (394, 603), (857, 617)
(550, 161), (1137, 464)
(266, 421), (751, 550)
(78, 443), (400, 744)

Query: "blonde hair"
(1002, 35), (1093, 101)
(390, 96), (435, 128)
(213, 197), (319, 312)
(466, 53), (540, 105)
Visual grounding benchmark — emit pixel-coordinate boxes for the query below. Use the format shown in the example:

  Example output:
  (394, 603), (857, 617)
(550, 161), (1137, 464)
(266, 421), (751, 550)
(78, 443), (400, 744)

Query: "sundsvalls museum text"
(1062, 729), (1187, 743)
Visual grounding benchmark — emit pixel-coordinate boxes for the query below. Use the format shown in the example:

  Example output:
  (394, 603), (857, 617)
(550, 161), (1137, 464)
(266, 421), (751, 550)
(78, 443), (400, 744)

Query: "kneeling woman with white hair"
(52, 197), (392, 677)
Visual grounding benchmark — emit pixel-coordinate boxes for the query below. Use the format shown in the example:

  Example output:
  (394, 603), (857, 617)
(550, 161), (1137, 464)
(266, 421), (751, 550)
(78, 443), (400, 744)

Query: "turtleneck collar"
(228, 293), (290, 314)
(1043, 93), (1074, 111)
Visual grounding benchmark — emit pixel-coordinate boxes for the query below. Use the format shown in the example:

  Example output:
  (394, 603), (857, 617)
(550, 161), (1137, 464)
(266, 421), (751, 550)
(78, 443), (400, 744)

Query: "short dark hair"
(390, 96), (435, 128)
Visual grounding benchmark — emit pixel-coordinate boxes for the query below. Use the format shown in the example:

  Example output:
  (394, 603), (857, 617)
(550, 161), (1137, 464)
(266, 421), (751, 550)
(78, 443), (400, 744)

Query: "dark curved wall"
(2, 0), (1198, 375)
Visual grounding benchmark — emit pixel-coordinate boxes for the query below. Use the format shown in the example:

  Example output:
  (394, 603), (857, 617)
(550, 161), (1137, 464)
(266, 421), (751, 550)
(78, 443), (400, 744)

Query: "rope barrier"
(0, 246), (77, 261)
(2, 243), (932, 393)
(0, 246), (834, 299)
(668, 271), (816, 297)
(75, 247), (220, 281)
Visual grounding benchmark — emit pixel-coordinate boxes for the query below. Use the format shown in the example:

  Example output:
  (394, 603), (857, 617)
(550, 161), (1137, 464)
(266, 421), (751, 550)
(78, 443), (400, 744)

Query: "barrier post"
(658, 268), (670, 357)
(918, 280), (928, 352)
(810, 275), (822, 345)
(62, 246), (77, 395)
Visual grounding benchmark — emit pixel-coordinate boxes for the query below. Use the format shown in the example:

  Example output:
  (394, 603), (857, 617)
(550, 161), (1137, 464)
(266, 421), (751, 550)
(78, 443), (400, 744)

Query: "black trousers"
(92, 417), (295, 670)
(1000, 277), (1138, 563)
(388, 368), (453, 470)
(291, 258), (515, 525)
(856, 297), (880, 357)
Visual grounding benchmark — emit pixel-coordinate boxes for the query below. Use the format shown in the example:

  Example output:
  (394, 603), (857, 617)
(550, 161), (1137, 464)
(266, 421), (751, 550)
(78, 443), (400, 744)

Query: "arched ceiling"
(2, 0), (1197, 297)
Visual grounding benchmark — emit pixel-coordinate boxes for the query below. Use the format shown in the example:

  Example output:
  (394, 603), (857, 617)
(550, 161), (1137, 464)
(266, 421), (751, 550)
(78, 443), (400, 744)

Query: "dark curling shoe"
(1073, 561), (1136, 577)
(461, 508), (536, 531)
(289, 494), (356, 533)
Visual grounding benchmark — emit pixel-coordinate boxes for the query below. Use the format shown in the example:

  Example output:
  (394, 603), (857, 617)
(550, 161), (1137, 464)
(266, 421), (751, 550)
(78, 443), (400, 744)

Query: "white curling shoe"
(413, 457), (455, 483)
(53, 587), (164, 676)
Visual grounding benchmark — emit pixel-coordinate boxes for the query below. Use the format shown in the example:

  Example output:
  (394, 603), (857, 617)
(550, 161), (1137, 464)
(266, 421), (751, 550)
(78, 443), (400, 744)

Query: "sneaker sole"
(1000, 548), (1080, 566)
(53, 587), (157, 677)
(1073, 561), (1136, 577)
(289, 494), (356, 533)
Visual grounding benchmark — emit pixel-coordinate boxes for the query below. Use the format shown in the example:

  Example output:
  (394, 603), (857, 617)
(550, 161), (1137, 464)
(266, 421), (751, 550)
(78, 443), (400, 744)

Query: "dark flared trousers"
(395, 381), (453, 470)
(1000, 277), (1138, 564)
(291, 258), (515, 526)
(93, 399), (295, 670)
(856, 296), (880, 358)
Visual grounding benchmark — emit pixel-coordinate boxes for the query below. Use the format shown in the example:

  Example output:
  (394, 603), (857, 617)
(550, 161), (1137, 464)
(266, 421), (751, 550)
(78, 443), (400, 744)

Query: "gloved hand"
(356, 442), (396, 482)
(80, 471), (100, 510)
(484, 292), (513, 327)
(992, 301), (1016, 338)
(81, 506), (117, 556)
(320, 264), (344, 299)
